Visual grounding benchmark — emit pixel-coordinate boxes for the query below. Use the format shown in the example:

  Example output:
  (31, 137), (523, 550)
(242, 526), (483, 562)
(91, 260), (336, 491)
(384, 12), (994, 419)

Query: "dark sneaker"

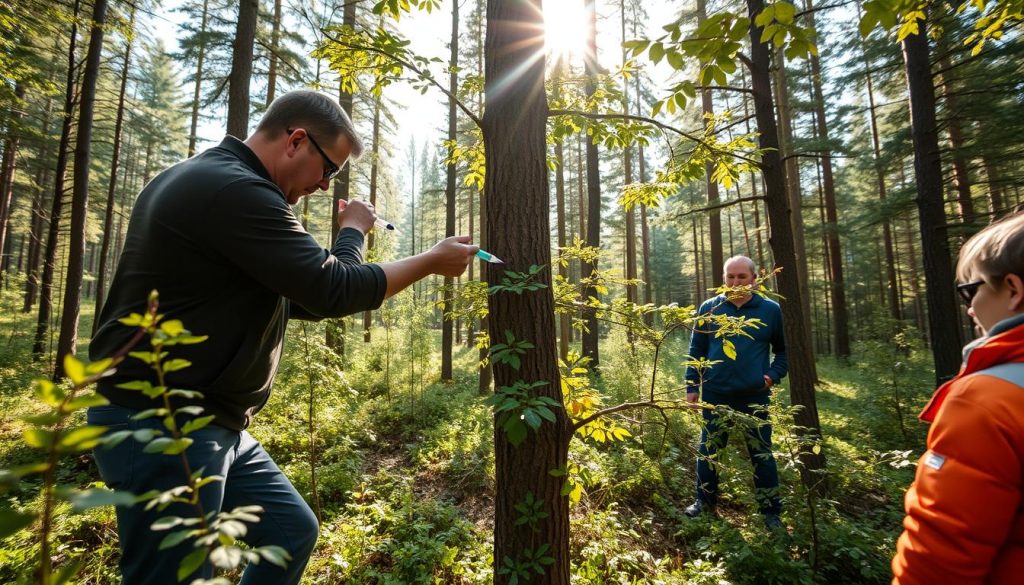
(684, 500), (713, 518)
(764, 514), (783, 530)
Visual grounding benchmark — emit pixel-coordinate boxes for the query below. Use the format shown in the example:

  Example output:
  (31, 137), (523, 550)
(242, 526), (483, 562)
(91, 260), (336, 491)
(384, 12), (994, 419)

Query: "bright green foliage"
(498, 543), (556, 585)
(487, 330), (536, 371)
(488, 265), (549, 296)
(859, 0), (1022, 54)
(484, 381), (559, 447)
(443, 130), (486, 192)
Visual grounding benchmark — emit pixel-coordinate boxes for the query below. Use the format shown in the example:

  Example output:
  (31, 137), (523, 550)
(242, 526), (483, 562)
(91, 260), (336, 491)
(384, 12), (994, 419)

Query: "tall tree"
(55, 0), (108, 378)
(94, 3), (137, 332)
(745, 0), (826, 487)
(804, 0), (849, 357)
(33, 0), (81, 359)
(266, 0), (283, 103)
(441, 0), (459, 382)
(580, 0), (602, 369)
(900, 14), (963, 382)
(697, 0), (723, 288)
(226, 0), (258, 138)
(483, 0), (569, 581)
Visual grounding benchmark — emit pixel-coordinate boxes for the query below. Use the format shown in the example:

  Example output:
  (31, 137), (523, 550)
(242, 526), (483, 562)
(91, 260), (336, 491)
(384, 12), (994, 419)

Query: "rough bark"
(901, 21), (964, 383)
(226, 0), (258, 138)
(33, 0), (81, 360)
(747, 0), (826, 489)
(55, 0), (109, 379)
(483, 1), (569, 581)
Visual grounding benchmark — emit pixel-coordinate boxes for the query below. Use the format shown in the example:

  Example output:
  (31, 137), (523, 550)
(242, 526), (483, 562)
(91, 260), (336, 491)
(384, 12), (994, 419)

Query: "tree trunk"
(554, 59), (570, 360)
(266, 0), (283, 104)
(54, 0), (109, 379)
(484, 1), (569, 581)
(94, 3), (136, 333)
(187, 0), (210, 157)
(327, 0), (357, 357)
(697, 0), (723, 288)
(805, 0), (849, 357)
(226, 0), (258, 138)
(901, 20), (963, 383)
(620, 1), (638, 307)
(441, 0), (459, 382)
(937, 49), (976, 229)
(746, 0), (826, 489)
(33, 0), (81, 360)
(363, 94), (382, 342)
(580, 0), (601, 369)
(0, 83), (26, 281)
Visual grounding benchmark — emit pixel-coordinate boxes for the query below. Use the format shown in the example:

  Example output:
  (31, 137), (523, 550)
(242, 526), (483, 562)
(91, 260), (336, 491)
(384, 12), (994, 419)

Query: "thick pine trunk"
(747, 0), (826, 488)
(266, 0), (283, 104)
(226, 0), (258, 138)
(484, 1), (569, 581)
(901, 22), (963, 383)
(55, 0), (108, 379)
(33, 0), (81, 359)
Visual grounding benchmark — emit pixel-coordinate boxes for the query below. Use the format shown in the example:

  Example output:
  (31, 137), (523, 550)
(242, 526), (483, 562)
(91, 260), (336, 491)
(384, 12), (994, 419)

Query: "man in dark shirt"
(87, 90), (477, 584)
(683, 255), (787, 529)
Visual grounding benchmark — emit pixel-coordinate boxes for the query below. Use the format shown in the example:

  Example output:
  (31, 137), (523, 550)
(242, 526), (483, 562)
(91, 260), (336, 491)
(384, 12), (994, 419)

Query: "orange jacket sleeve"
(892, 377), (1024, 584)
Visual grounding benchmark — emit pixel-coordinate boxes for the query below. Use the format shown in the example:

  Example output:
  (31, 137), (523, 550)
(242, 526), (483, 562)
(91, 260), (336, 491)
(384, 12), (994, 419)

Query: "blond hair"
(956, 211), (1024, 285)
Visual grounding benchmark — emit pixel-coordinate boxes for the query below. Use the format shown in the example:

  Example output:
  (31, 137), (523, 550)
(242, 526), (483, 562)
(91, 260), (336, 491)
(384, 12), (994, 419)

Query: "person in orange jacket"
(892, 210), (1024, 584)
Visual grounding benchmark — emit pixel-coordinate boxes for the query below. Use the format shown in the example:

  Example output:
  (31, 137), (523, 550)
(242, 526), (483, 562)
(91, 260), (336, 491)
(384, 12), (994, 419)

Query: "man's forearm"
(377, 252), (436, 299)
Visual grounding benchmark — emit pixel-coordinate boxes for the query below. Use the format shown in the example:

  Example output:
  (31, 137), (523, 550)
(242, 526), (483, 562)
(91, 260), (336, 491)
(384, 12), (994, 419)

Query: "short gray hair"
(255, 89), (364, 160)
(956, 211), (1024, 285)
(723, 255), (757, 276)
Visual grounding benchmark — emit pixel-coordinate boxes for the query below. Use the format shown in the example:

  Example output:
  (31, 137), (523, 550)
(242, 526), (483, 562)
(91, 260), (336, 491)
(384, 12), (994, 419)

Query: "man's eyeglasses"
(288, 128), (343, 181)
(956, 280), (985, 306)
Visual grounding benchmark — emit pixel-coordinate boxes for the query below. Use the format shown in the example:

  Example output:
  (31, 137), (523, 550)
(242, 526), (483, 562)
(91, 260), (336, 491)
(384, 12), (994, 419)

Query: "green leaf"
(255, 545), (292, 569)
(132, 408), (168, 421)
(52, 560), (82, 585)
(64, 355), (87, 385)
(162, 359), (192, 373)
(117, 380), (155, 393)
(59, 425), (108, 450)
(64, 393), (109, 412)
(0, 508), (36, 539)
(66, 488), (137, 512)
(133, 428), (163, 442)
(859, 11), (880, 37)
(160, 320), (185, 336)
(159, 529), (194, 550)
(23, 428), (54, 449)
(100, 430), (133, 449)
(35, 379), (63, 406)
(177, 547), (209, 582)
(523, 409), (542, 430)
(774, 1), (795, 24)
(143, 437), (174, 454)
(755, 4), (775, 27)
(505, 419), (527, 446)
(649, 42), (665, 64)
(85, 358), (115, 376)
(723, 339), (737, 360)
(175, 406), (205, 416)
(181, 415), (216, 435)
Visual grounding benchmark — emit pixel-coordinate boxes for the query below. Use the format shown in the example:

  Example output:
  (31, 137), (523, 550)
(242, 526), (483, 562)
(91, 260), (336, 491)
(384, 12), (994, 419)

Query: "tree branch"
(321, 32), (483, 128)
(666, 195), (766, 220)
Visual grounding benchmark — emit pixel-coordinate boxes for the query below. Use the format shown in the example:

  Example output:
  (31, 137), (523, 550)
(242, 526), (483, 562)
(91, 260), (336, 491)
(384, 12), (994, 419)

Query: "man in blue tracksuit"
(684, 255), (787, 529)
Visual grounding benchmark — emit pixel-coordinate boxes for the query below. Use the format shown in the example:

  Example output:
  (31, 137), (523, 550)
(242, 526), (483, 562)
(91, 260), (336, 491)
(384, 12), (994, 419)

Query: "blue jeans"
(88, 404), (318, 585)
(695, 399), (782, 515)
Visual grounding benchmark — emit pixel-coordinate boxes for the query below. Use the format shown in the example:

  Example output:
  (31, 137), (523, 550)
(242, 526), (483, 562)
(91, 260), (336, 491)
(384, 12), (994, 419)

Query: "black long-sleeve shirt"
(90, 137), (386, 430)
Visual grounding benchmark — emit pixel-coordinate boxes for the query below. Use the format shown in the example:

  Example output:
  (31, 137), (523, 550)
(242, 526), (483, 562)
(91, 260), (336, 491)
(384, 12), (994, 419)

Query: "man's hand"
(337, 199), (376, 234)
(686, 392), (700, 409)
(763, 374), (773, 389)
(427, 235), (479, 277)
